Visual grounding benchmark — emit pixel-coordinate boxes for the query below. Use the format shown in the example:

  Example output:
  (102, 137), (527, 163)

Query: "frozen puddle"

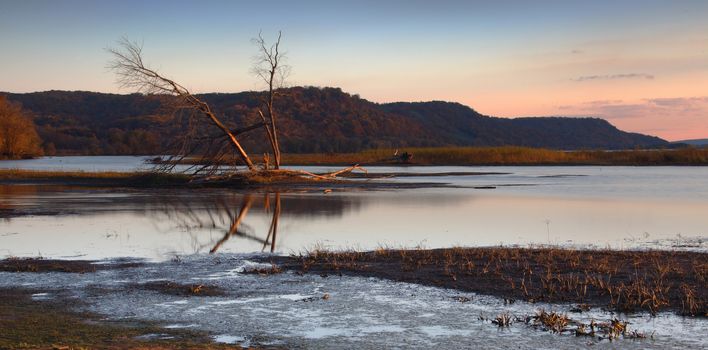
(30, 292), (52, 300)
(1, 254), (705, 349)
(213, 334), (246, 344)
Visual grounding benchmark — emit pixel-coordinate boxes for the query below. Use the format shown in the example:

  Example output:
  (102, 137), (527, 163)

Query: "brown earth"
(0, 288), (248, 350)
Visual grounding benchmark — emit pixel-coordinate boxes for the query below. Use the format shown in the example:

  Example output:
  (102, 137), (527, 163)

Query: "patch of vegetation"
(138, 281), (227, 297)
(280, 247), (707, 316)
(281, 146), (708, 166)
(165, 146), (708, 166)
(0, 257), (143, 273)
(0, 96), (43, 159)
(241, 264), (283, 275)
(0, 169), (191, 187)
(0, 288), (244, 349)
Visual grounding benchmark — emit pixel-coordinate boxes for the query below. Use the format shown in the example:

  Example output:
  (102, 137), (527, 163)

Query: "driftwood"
(188, 164), (367, 185)
(284, 164), (367, 180)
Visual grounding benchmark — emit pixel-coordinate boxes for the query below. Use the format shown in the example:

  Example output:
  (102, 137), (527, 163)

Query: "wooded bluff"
(3, 87), (667, 156)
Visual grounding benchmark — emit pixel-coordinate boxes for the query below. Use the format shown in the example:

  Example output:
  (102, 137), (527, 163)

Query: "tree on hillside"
(252, 30), (289, 169)
(108, 38), (257, 173)
(0, 96), (43, 159)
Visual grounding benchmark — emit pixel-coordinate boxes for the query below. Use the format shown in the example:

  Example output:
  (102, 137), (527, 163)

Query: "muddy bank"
(0, 168), (466, 191)
(0, 257), (144, 273)
(269, 247), (707, 316)
(1, 254), (704, 348)
(0, 287), (246, 349)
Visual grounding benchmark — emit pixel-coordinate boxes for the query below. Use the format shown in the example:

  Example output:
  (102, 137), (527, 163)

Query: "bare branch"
(251, 30), (289, 169)
(107, 37), (256, 173)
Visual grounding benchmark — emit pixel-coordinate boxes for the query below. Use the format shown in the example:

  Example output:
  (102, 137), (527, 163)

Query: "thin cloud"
(555, 96), (708, 140)
(582, 99), (624, 106)
(646, 96), (708, 107)
(559, 97), (708, 119)
(572, 73), (654, 82)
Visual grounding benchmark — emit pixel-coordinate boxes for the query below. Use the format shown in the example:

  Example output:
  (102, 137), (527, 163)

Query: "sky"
(1, 0), (707, 141)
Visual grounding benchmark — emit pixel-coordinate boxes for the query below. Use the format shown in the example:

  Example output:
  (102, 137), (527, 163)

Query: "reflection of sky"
(1, 1), (707, 140)
(4, 157), (708, 201)
(1, 173), (706, 260)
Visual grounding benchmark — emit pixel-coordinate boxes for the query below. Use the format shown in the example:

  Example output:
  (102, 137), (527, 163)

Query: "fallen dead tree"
(189, 164), (367, 185)
(108, 36), (361, 181)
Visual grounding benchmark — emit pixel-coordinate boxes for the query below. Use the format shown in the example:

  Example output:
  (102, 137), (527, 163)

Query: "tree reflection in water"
(1, 185), (362, 255)
(208, 193), (281, 253)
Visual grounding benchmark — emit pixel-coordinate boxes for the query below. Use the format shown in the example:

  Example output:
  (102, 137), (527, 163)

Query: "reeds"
(0, 169), (190, 186)
(242, 263), (283, 275)
(279, 146), (708, 166)
(291, 247), (706, 316)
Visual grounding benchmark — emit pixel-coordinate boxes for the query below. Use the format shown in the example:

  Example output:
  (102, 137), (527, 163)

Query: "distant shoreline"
(6, 146), (708, 166)
(152, 146), (708, 166)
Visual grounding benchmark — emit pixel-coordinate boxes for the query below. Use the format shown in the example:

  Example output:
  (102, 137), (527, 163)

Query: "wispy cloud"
(572, 73), (654, 82)
(555, 96), (708, 140)
(560, 96), (708, 118)
(646, 96), (708, 107)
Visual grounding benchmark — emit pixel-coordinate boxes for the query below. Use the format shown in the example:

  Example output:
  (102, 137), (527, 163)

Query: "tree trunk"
(193, 97), (255, 171)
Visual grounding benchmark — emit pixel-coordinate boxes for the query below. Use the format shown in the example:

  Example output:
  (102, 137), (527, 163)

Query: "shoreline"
(266, 247), (707, 316)
(0, 287), (247, 349)
(0, 168), (492, 190)
(3, 246), (706, 316)
(1, 246), (706, 348)
(4, 145), (708, 167)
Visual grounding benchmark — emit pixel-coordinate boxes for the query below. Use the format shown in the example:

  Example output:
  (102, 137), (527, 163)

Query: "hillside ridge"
(3, 87), (667, 155)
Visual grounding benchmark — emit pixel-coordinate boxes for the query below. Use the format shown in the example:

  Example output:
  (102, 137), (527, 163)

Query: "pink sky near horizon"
(1, 1), (707, 141)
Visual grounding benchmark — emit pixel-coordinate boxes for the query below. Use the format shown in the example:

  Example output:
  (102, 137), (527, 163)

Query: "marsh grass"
(138, 281), (227, 297)
(242, 263), (284, 275)
(0, 169), (191, 187)
(285, 247), (707, 316)
(0, 257), (143, 273)
(280, 146), (708, 166)
(0, 288), (244, 349)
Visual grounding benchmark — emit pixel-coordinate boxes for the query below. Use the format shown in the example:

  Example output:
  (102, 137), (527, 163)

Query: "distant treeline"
(2, 87), (672, 157)
(279, 146), (708, 166)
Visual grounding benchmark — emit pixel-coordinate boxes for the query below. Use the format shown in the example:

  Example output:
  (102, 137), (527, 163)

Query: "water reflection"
(206, 193), (279, 254)
(0, 185), (369, 259)
(0, 183), (706, 260)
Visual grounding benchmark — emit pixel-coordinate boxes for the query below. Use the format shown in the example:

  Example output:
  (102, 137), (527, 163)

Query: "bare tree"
(107, 38), (256, 173)
(108, 37), (364, 180)
(252, 30), (289, 169)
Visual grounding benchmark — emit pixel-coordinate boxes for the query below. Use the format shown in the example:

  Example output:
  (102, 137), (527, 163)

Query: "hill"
(2, 87), (667, 155)
(673, 138), (708, 147)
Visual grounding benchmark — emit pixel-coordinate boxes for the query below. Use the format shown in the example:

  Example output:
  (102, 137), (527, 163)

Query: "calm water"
(2, 156), (706, 348)
(1, 156), (707, 260)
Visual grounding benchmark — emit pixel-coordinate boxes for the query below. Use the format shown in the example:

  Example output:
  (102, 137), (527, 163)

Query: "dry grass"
(286, 247), (707, 316)
(0, 169), (135, 179)
(0, 169), (191, 187)
(242, 263), (284, 275)
(0, 288), (246, 349)
(280, 146), (708, 166)
(0, 257), (143, 273)
(138, 281), (227, 297)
